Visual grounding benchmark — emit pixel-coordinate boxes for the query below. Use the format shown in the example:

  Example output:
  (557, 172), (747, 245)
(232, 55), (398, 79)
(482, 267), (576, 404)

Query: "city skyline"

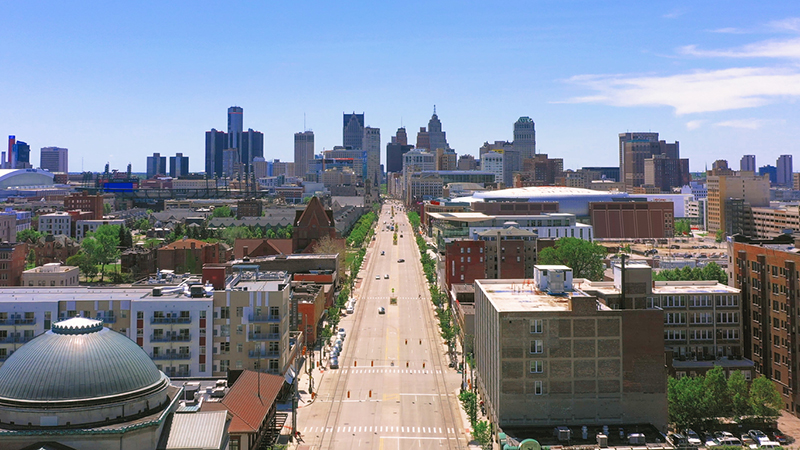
(1, 2), (799, 173)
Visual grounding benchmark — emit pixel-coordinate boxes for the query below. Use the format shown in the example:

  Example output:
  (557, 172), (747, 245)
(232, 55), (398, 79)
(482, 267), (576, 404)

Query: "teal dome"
(0, 318), (166, 403)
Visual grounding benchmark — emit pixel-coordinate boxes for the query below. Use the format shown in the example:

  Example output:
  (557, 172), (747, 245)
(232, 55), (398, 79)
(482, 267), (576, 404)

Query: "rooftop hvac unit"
(548, 271), (565, 294)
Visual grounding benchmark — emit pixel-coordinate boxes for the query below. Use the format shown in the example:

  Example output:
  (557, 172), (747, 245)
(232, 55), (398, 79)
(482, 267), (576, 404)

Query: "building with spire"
(513, 116), (536, 159)
(427, 106), (449, 152)
(386, 127), (414, 174)
(343, 112), (365, 149)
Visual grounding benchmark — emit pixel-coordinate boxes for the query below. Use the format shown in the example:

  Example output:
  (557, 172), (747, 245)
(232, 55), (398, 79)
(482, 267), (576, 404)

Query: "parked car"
(685, 429), (702, 447)
(381, 250), (385, 255)
(772, 432), (788, 445)
(378, 307), (385, 314)
(749, 430), (770, 445)
(338, 328), (346, 338)
(384, 274), (389, 279)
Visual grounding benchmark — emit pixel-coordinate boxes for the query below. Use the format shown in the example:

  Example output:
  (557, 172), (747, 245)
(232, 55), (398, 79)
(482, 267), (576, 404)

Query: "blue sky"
(2, 1), (799, 173)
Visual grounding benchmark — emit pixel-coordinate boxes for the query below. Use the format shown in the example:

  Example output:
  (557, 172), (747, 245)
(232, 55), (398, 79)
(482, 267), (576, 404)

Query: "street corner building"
(473, 265), (668, 432)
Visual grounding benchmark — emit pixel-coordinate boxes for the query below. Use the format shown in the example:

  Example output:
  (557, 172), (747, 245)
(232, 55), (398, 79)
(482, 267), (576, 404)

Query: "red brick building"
(294, 283), (328, 347)
(0, 242), (27, 286)
(64, 192), (104, 220)
(157, 239), (232, 273)
(33, 235), (81, 266)
(444, 240), (486, 290)
(292, 196), (336, 253)
(732, 234), (800, 415)
(234, 239), (293, 259)
(590, 201), (674, 239)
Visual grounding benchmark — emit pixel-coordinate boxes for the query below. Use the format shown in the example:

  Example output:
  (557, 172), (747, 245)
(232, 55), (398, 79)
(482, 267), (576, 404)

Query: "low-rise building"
(158, 238), (232, 273)
(38, 212), (72, 237)
(589, 201), (674, 239)
(75, 218), (125, 241)
(22, 262), (79, 287)
(0, 242), (26, 286)
(474, 265), (667, 430)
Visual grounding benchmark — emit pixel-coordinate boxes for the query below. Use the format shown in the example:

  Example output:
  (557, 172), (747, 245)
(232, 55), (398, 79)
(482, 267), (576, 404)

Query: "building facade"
(589, 201), (674, 239)
(513, 116), (536, 159)
(169, 152), (190, 178)
(22, 263), (79, 287)
(146, 152), (167, 178)
(39, 146), (68, 173)
(294, 131), (315, 179)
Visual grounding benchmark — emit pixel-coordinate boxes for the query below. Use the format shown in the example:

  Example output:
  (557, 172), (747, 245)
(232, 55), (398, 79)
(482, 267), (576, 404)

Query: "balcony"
(151, 352), (191, 360)
(248, 315), (280, 323)
(249, 350), (280, 358)
(163, 369), (191, 378)
(0, 336), (34, 344)
(151, 317), (192, 325)
(0, 318), (35, 326)
(150, 334), (191, 342)
(248, 332), (280, 341)
(97, 316), (117, 324)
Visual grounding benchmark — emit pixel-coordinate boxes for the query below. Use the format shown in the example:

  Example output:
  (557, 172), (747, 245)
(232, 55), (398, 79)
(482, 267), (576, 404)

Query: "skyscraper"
(294, 131), (315, 179)
(169, 153), (189, 178)
(40, 147), (68, 173)
(240, 128), (264, 169)
(146, 152), (167, 178)
(513, 117), (536, 159)
(343, 113), (365, 149)
(205, 129), (226, 178)
(619, 132), (681, 190)
(619, 132), (659, 186)
(227, 106), (243, 151)
(416, 127), (430, 151)
(427, 107), (449, 152)
(777, 155), (793, 187)
(740, 155), (756, 173)
(364, 126), (381, 191)
(386, 127), (413, 174)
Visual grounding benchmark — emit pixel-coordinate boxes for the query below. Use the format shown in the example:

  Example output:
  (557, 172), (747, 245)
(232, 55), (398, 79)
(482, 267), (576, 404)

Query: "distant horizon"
(2, 2), (798, 174)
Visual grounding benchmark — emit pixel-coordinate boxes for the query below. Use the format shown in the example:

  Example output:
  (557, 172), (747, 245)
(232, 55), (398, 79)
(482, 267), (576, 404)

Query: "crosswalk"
(301, 425), (456, 435)
(358, 296), (422, 301)
(341, 368), (442, 374)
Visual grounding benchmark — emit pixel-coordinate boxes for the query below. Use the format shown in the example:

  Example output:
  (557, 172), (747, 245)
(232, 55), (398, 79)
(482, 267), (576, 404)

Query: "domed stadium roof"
(0, 317), (166, 403)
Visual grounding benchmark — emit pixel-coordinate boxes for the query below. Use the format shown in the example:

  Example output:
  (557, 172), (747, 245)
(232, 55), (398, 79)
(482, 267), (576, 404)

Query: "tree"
(103, 203), (112, 215)
(471, 420), (493, 450)
(118, 225), (133, 249)
(211, 206), (233, 218)
(653, 262), (727, 284)
(538, 237), (606, 280)
(750, 375), (782, 418)
(459, 390), (478, 426)
(26, 249), (36, 269)
(407, 211), (421, 230)
(313, 235), (347, 280)
(81, 224), (121, 282)
(668, 375), (708, 430)
(728, 370), (751, 419)
(17, 228), (43, 244)
(715, 229), (725, 243)
(134, 217), (151, 231)
(67, 252), (98, 281)
(703, 366), (730, 419)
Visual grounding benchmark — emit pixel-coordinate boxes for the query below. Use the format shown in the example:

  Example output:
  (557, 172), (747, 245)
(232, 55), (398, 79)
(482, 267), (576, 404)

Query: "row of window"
(657, 295), (739, 308)
(664, 329), (739, 340)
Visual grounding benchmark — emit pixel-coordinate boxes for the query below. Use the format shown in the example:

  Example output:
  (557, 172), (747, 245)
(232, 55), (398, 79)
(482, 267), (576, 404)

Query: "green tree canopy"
(17, 228), (42, 244)
(211, 206), (233, 218)
(81, 224), (121, 282)
(538, 237), (607, 280)
(653, 262), (727, 284)
(674, 219), (692, 236)
(67, 252), (98, 281)
(750, 375), (783, 418)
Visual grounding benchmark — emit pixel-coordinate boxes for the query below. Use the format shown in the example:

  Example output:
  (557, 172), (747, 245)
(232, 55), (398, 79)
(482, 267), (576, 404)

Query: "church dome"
(0, 317), (166, 403)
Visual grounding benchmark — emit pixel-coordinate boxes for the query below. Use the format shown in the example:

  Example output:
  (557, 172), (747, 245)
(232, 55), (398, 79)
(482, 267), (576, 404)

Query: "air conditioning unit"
(548, 270), (565, 294)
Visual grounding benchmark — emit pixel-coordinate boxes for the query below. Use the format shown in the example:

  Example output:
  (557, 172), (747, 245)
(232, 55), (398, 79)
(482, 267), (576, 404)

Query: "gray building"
(227, 106), (243, 150)
(513, 116), (536, 159)
(294, 131), (315, 179)
(740, 155), (756, 173)
(240, 128), (264, 171)
(427, 107), (449, 152)
(39, 147), (68, 173)
(777, 154), (793, 187)
(146, 152), (167, 178)
(343, 112), (365, 150)
(386, 127), (413, 174)
(169, 153), (190, 178)
(474, 266), (667, 430)
(205, 128), (226, 178)
(364, 126), (381, 196)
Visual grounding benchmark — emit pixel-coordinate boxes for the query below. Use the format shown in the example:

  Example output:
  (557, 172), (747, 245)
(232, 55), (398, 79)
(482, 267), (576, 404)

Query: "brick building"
(292, 196), (336, 253)
(64, 192), (105, 220)
(478, 227), (538, 279)
(0, 242), (27, 286)
(237, 199), (263, 218)
(732, 234), (800, 414)
(589, 201), (674, 239)
(121, 246), (157, 280)
(32, 234), (81, 266)
(157, 239), (232, 273)
(444, 240), (486, 290)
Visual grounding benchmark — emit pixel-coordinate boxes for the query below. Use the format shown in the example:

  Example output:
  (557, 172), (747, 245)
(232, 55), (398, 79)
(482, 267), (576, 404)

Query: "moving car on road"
(397, 259), (405, 263)
(378, 307), (385, 314)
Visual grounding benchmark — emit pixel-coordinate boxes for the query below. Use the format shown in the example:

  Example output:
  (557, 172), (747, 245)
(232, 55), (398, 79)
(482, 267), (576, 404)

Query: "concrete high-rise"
(416, 127), (430, 151)
(706, 163), (770, 233)
(364, 126), (381, 194)
(777, 155), (793, 187)
(240, 128), (264, 169)
(39, 147), (68, 173)
(169, 153), (189, 178)
(619, 132), (680, 190)
(343, 113), (365, 149)
(513, 116), (536, 159)
(427, 107), (449, 152)
(386, 127), (413, 174)
(205, 129), (226, 178)
(740, 155), (756, 172)
(227, 106), (243, 151)
(294, 131), (315, 179)
(146, 152), (167, 178)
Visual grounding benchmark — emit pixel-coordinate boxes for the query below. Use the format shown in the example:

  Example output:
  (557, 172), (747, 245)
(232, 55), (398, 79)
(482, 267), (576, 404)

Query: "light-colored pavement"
(294, 202), (468, 449)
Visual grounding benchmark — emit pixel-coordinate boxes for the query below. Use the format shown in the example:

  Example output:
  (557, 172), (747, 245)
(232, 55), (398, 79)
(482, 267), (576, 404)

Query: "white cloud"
(663, 9), (685, 19)
(709, 27), (749, 34)
(680, 37), (800, 59)
(768, 17), (800, 33)
(686, 120), (705, 130)
(563, 67), (800, 115)
(713, 119), (777, 129)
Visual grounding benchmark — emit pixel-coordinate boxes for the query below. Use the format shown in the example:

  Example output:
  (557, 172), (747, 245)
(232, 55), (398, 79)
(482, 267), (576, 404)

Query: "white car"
(384, 274), (389, 279)
(375, 275), (380, 280)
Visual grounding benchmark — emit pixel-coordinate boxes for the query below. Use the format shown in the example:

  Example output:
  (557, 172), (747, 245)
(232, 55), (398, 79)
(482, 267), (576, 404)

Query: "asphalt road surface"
(296, 201), (466, 449)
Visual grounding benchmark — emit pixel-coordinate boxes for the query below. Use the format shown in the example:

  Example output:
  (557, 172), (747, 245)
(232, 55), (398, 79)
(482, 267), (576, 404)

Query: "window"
(221, 325), (230, 337)
(530, 319), (543, 333)
(236, 307), (243, 318)
(664, 313), (686, 324)
(664, 329), (686, 341)
(137, 311), (144, 319)
(534, 380), (543, 395)
(270, 307), (280, 318)
(200, 310), (206, 319)
(530, 360), (543, 373)
(530, 340), (543, 354)
(236, 343), (243, 353)
(219, 342), (230, 353)
(220, 307), (229, 319)
(219, 360), (229, 372)
(717, 312), (738, 324)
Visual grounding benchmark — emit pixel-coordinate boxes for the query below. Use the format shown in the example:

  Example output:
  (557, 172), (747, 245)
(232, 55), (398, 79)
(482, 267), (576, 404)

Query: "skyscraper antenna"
(433, 105), (436, 115)
(304, 113), (306, 132)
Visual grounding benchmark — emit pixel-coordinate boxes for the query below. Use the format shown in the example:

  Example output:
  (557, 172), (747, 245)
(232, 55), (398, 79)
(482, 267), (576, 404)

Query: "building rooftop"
(23, 263), (77, 274)
(475, 279), (595, 313)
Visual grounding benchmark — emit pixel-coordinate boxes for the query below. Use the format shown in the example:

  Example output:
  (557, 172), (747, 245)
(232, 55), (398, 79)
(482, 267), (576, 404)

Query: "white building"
(481, 151), (503, 186)
(22, 263), (80, 287)
(38, 212), (72, 237)
(75, 218), (125, 241)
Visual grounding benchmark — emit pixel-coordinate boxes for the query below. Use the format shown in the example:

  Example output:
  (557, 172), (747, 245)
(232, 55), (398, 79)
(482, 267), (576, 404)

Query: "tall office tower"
(502, 147), (522, 187)
(222, 148), (241, 178)
(240, 128), (264, 170)
(777, 155), (793, 187)
(758, 165), (777, 184)
(427, 107), (449, 152)
(513, 116), (536, 159)
(343, 112), (365, 149)
(146, 153), (167, 178)
(40, 147), (68, 173)
(619, 132), (680, 190)
(169, 153), (190, 178)
(416, 127), (430, 151)
(740, 155), (756, 172)
(364, 126), (381, 191)
(294, 131), (315, 179)
(5, 136), (14, 169)
(11, 140), (30, 169)
(227, 106), (243, 151)
(205, 129), (227, 178)
(481, 151), (504, 186)
(386, 127), (414, 174)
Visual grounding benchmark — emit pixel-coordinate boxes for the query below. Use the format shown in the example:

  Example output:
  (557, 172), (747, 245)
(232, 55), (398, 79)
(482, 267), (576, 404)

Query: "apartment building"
(707, 169), (770, 233)
(474, 266), (667, 430)
(38, 212), (72, 237)
(22, 263), (79, 287)
(731, 234), (800, 415)
(752, 205), (800, 239)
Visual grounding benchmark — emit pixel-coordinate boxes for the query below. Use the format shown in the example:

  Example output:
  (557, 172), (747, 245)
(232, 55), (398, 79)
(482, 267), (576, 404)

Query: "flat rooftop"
(476, 279), (594, 313)
(578, 279), (739, 296)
